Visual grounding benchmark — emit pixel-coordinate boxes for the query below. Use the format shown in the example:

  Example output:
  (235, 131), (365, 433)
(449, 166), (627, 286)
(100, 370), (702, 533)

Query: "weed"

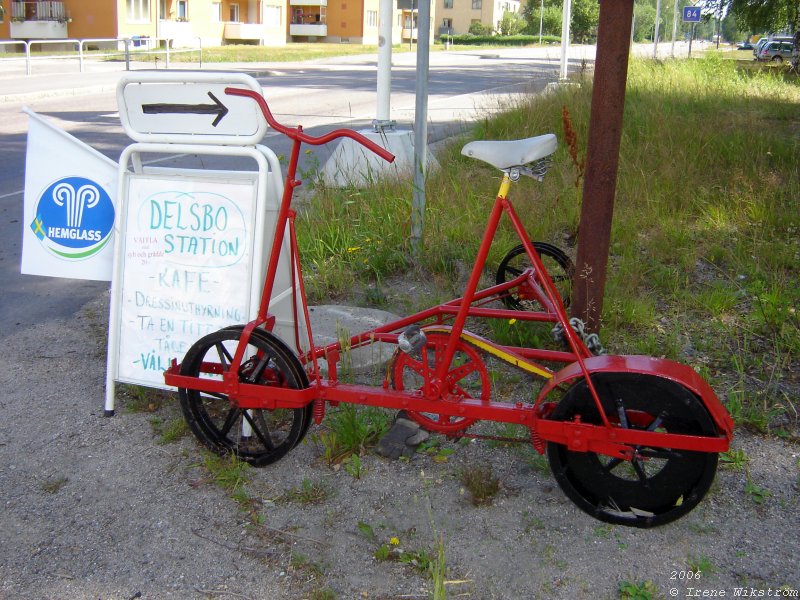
(593, 524), (613, 539)
(202, 453), (251, 493)
(357, 521), (377, 541)
(290, 552), (325, 578)
(618, 579), (658, 600)
(429, 534), (447, 600)
(744, 475), (772, 505)
(40, 476), (68, 494)
(687, 554), (716, 576)
(315, 404), (390, 463)
(374, 543), (391, 561)
(309, 588), (337, 600)
(374, 543), (433, 574)
(526, 451), (551, 475)
(155, 418), (189, 445)
(720, 448), (749, 471)
(120, 384), (163, 413)
(461, 464), (501, 506)
(343, 454), (364, 479)
(280, 479), (329, 505)
(523, 513), (546, 532)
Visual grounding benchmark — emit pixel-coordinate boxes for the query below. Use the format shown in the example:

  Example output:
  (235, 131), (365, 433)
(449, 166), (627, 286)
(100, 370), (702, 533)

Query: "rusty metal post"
(570, 0), (635, 333)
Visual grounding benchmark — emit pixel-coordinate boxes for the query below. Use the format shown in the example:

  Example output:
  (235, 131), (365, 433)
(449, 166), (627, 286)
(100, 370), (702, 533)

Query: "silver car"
(756, 41), (794, 62)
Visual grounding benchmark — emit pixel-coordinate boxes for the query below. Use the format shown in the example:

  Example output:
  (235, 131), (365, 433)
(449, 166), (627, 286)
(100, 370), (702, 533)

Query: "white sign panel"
(117, 72), (268, 145)
(21, 109), (118, 281)
(116, 173), (257, 387)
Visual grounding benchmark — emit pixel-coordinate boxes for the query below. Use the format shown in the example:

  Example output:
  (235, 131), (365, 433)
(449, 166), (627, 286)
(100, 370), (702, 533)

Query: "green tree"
(721, 0), (798, 35)
(521, 1), (563, 37)
(498, 10), (525, 35)
(633, 2), (656, 42)
(571, 0), (600, 42)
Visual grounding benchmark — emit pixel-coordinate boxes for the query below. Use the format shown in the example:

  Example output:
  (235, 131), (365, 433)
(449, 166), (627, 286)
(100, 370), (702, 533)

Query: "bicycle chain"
(551, 317), (606, 356)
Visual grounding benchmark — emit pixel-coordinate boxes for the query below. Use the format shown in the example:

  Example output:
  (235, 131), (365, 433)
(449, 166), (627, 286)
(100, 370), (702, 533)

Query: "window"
(229, 3), (240, 22)
(211, 2), (221, 21)
(442, 17), (452, 28)
(127, 0), (150, 21)
(472, 0), (481, 8)
(443, 0), (453, 8)
(176, 0), (187, 20)
(367, 10), (377, 27)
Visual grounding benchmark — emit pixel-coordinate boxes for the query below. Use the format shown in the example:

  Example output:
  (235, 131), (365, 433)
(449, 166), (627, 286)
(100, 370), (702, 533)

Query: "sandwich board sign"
(105, 72), (306, 414)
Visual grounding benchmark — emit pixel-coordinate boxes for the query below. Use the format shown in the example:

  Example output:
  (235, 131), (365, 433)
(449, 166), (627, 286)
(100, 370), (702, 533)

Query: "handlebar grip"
(318, 128), (396, 163)
(225, 87), (395, 164)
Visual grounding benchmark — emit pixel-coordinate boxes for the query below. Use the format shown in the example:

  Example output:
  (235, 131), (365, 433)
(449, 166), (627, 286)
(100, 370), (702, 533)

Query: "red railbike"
(164, 88), (733, 528)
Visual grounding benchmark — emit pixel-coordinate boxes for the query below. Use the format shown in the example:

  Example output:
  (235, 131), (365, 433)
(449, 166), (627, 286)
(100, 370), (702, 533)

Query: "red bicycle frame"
(164, 87), (733, 461)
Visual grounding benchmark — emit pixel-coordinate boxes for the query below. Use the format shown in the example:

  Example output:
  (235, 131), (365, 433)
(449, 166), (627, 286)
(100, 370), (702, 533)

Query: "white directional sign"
(117, 72), (269, 145)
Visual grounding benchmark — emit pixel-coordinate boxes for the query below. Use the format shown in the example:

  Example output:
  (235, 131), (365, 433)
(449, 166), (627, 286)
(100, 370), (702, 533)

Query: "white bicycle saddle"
(461, 134), (557, 170)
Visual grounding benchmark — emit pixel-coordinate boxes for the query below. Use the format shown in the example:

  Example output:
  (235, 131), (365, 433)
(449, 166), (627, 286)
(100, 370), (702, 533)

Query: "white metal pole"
(671, 0), (679, 57)
(653, 0), (661, 58)
(559, 0), (571, 80)
(411, 0), (430, 251)
(538, 0), (543, 45)
(376, 0), (393, 126)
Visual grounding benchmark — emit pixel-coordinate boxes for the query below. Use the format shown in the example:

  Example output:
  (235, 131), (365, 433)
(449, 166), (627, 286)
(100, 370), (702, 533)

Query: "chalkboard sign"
(116, 172), (258, 387)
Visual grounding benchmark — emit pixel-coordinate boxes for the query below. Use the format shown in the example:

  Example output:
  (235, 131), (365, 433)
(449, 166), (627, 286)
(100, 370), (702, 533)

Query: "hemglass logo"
(30, 177), (115, 260)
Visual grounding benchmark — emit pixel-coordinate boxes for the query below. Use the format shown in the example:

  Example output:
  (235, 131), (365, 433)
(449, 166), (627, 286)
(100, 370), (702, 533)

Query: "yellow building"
(0, 0), (414, 46)
(435, 0), (519, 37)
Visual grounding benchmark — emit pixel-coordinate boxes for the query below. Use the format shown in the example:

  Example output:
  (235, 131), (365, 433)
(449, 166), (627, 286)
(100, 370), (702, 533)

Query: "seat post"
(433, 173), (513, 384)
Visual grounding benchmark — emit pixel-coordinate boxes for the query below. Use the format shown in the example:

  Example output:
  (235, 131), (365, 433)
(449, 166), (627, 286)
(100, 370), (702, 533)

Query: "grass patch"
(297, 54), (799, 435)
(461, 464), (501, 506)
(40, 477), (69, 494)
(312, 404), (391, 464)
(280, 479), (330, 505)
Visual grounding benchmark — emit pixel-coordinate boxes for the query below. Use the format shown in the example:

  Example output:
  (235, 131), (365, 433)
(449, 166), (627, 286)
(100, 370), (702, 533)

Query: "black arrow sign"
(141, 91), (229, 127)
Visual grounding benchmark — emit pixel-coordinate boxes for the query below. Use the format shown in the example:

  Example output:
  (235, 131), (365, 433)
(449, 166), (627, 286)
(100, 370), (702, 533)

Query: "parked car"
(756, 41), (794, 62)
(753, 38), (770, 55)
(737, 41), (753, 50)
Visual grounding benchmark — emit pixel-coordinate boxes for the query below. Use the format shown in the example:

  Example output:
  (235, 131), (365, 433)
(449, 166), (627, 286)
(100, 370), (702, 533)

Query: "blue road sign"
(683, 6), (701, 22)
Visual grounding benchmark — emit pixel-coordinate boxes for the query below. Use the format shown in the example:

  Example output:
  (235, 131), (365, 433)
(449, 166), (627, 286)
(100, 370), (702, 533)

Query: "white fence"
(0, 37), (203, 75)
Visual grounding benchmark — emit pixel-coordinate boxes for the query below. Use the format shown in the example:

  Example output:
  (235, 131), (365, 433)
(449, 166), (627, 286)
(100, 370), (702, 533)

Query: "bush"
(468, 21), (492, 35)
(448, 34), (554, 46)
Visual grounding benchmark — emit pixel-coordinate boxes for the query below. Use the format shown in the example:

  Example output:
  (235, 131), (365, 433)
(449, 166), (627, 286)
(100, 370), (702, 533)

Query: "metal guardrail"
(0, 36), (203, 75)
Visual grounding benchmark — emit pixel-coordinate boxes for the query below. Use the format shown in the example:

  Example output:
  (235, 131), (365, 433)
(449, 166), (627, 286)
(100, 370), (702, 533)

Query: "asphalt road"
(0, 48), (579, 336)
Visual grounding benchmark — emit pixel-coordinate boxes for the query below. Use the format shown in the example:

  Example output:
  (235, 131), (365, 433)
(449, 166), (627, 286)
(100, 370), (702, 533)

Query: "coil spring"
(530, 427), (545, 454)
(313, 399), (325, 425)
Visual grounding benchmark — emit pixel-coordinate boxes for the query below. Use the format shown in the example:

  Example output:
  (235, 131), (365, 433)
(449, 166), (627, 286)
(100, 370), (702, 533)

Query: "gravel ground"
(1, 293), (798, 600)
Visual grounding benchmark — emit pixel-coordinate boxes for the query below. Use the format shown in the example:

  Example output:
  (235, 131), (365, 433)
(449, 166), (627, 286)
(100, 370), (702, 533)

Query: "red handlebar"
(225, 87), (396, 164)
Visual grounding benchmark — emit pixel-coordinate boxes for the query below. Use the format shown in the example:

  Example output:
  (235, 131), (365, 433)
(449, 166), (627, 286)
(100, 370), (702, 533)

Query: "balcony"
(9, 1), (69, 38)
(289, 23), (327, 37)
(290, 4), (326, 38)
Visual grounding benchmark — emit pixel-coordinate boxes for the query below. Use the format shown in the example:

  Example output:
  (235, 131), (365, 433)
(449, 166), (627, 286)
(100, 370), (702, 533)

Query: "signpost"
(683, 5), (701, 57)
(682, 6), (701, 22)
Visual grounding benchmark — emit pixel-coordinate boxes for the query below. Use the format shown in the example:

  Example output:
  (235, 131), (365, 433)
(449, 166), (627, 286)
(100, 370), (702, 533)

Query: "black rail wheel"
(179, 326), (311, 467)
(495, 242), (574, 310)
(546, 373), (719, 528)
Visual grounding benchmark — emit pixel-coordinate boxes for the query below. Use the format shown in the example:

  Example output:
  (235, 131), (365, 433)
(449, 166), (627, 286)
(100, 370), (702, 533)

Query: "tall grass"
(297, 55), (799, 433)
